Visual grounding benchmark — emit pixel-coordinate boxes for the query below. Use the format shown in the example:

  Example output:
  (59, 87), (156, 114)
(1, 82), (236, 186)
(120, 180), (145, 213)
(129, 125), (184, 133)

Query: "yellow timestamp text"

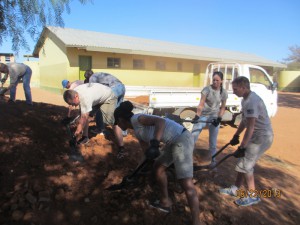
(236, 189), (281, 198)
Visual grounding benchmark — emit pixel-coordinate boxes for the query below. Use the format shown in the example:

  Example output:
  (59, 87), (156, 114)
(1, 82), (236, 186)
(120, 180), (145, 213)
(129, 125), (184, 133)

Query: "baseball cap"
(62, 80), (69, 88)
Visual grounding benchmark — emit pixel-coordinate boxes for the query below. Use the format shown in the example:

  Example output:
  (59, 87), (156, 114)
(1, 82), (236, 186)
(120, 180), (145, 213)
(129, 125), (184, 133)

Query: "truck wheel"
(179, 109), (196, 132)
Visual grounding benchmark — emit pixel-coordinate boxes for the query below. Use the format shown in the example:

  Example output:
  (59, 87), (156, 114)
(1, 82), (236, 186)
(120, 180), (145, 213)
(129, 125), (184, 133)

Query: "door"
(248, 66), (278, 117)
(79, 56), (92, 80)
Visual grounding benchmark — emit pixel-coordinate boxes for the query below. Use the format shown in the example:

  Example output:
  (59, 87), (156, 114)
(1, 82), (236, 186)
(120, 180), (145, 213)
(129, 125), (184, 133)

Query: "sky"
(1, 0), (299, 63)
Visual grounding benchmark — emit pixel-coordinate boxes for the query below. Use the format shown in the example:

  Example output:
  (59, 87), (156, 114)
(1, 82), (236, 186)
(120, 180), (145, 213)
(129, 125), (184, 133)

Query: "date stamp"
(236, 189), (281, 198)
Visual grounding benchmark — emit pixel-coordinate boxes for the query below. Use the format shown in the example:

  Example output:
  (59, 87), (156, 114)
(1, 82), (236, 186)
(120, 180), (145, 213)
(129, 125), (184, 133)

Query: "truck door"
(248, 67), (278, 117)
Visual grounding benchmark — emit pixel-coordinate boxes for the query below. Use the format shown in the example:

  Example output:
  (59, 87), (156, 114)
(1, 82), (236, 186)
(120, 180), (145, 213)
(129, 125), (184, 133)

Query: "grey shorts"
(100, 96), (117, 126)
(155, 130), (194, 179)
(235, 134), (273, 174)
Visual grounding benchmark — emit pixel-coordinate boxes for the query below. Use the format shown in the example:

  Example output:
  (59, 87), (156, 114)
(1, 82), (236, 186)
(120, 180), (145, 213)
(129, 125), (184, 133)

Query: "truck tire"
(179, 109), (196, 132)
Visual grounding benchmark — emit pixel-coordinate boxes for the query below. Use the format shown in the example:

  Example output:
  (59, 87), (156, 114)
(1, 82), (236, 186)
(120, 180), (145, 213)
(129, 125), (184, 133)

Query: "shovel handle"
(212, 142), (230, 159)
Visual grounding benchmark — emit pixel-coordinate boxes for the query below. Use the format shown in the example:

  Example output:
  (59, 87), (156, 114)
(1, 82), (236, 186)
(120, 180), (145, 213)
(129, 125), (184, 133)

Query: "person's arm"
(75, 112), (89, 136)
(137, 115), (166, 141)
(218, 99), (227, 118)
(196, 93), (206, 116)
(239, 117), (256, 148)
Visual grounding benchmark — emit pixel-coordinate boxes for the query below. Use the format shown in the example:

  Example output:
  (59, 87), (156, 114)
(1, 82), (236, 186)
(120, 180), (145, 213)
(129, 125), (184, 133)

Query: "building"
(32, 26), (285, 93)
(0, 53), (15, 63)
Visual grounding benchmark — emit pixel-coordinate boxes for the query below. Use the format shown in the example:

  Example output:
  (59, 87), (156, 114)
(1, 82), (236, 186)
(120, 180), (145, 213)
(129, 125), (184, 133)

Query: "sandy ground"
(0, 87), (299, 225)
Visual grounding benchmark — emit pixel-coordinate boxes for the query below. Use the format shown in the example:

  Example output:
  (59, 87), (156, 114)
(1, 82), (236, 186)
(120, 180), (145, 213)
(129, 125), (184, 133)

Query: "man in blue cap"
(62, 79), (84, 90)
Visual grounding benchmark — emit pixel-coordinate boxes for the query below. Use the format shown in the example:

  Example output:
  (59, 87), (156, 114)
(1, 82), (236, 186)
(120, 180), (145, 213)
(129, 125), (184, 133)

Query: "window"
(156, 61), (166, 70)
(133, 59), (145, 69)
(107, 58), (121, 68)
(5, 56), (11, 62)
(177, 62), (182, 71)
(249, 68), (271, 88)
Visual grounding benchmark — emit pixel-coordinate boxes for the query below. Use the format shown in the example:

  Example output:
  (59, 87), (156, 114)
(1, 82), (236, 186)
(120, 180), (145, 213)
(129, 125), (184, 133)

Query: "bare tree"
(0, 0), (92, 53)
(283, 45), (300, 63)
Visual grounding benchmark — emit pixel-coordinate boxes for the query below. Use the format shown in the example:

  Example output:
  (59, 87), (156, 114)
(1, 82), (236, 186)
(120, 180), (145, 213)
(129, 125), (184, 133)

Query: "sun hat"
(62, 80), (69, 88)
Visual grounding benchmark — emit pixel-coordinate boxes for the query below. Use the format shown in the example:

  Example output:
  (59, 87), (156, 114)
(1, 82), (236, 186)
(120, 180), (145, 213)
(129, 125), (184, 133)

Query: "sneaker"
(69, 153), (84, 162)
(122, 130), (128, 137)
(77, 136), (89, 145)
(234, 196), (261, 206)
(149, 200), (171, 213)
(219, 185), (238, 197)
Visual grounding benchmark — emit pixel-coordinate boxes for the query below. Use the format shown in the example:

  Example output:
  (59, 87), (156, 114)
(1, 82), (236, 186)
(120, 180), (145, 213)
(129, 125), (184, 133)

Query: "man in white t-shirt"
(219, 77), (273, 207)
(61, 79), (84, 117)
(63, 83), (124, 149)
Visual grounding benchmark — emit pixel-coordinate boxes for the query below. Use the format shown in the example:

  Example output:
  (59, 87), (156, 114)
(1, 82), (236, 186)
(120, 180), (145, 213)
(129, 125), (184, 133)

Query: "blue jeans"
(191, 115), (220, 162)
(10, 66), (32, 104)
(111, 83), (125, 107)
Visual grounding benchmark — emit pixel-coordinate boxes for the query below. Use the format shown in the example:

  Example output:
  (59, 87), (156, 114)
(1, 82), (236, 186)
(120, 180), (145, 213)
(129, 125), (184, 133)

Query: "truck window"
(249, 68), (271, 88)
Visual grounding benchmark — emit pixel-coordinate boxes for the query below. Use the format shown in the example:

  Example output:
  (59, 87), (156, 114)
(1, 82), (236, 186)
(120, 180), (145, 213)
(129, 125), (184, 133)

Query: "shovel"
(63, 115), (84, 162)
(105, 158), (152, 191)
(194, 143), (246, 171)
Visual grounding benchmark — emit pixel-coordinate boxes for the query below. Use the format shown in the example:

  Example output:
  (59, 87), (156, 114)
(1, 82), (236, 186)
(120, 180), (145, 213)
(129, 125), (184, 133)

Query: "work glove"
(192, 115), (200, 123)
(145, 139), (160, 160)
(61, 117), (72, 126)
(230, 135), (240, 146)
(211, 117), (222, 127)
(0, 87), (8, 96)
(233, 146), (246, 158)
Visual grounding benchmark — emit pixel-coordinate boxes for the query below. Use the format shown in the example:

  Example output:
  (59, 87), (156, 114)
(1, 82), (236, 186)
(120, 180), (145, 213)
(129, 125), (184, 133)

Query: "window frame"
(107, 57), (121, 68)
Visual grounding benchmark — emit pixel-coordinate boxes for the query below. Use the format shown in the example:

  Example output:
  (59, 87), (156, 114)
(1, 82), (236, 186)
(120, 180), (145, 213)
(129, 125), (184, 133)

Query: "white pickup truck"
(125, 62), (278, 127)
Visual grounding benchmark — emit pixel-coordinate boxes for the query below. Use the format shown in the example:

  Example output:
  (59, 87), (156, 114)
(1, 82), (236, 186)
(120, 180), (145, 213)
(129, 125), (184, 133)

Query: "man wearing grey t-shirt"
(0, 63), (32, 105)
(219, 77), (273, 207)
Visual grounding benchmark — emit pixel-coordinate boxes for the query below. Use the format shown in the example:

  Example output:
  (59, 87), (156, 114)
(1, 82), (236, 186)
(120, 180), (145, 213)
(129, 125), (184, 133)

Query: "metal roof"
(33, 26), (286, 68)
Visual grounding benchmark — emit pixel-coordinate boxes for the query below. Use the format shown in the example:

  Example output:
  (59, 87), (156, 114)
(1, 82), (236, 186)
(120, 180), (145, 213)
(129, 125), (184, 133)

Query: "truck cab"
(205, 62), (278, 118)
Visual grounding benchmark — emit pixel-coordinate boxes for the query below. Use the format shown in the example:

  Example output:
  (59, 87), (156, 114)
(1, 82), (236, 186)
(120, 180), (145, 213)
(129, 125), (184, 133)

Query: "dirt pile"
(0, 91), (300, 225)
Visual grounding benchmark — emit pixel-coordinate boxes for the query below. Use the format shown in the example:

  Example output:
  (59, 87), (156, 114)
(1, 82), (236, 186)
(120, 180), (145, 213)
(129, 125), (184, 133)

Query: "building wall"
(38, 32), (69, 93)
(24, 61), (40, 87)
(66, 49), (208, 87)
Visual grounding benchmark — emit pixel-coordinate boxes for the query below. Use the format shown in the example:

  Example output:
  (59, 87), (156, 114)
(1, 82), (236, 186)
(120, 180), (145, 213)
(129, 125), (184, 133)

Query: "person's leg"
(235, 172), (245, 188)
(111, 83), (125, 106)
(191, 116), (207, 144)
(112, 84), (128, 136)
(179, 179), (200, 225)
(9, 77), (21, 102)
(22, 66), (32, 104)
(100, 98), (123, 148)
(235, 135), (273, 191)
(173, 132), (200, 225)
(208, 120), (220, 162)
(95, 109), (104, 131)
(153, 163), (172, 207)
(113, 125), (124, 147)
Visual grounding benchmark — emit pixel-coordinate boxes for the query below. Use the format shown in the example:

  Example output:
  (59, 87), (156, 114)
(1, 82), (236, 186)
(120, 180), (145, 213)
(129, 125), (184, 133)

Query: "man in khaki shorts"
(63, 83), (124, 149)
(219, 77), (273, 206)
